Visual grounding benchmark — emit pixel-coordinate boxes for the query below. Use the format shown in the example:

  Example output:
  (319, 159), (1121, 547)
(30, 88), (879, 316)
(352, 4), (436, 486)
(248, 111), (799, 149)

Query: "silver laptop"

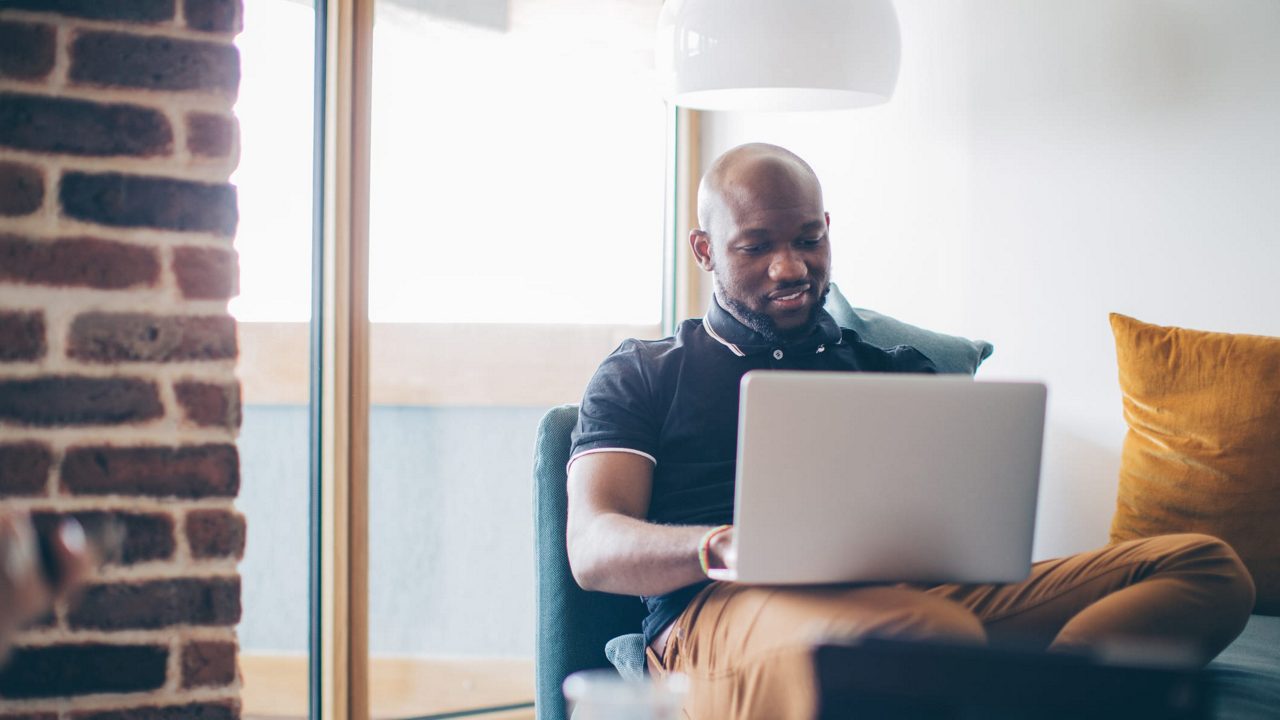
(707, 371), (1047, 585)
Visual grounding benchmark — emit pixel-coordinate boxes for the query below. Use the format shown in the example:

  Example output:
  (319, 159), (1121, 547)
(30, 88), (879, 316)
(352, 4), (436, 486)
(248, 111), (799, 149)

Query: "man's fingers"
(711, 526), (738, 571)
(724, 537), (738, 571)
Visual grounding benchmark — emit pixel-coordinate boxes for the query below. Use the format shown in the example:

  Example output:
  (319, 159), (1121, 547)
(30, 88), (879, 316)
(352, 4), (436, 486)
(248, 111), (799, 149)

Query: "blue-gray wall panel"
(238, 404), (547, 657)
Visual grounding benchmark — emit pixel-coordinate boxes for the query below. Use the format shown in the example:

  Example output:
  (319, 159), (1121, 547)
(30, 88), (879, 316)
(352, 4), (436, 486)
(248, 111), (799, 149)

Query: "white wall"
(701, 0), (1280, 559)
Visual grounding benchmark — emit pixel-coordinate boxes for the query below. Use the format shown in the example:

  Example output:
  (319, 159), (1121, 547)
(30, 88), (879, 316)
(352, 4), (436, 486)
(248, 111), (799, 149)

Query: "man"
(565, 143), (1254, 719)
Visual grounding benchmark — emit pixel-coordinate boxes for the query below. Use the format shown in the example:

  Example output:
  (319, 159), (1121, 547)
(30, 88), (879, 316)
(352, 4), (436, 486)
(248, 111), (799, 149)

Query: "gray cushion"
(824, 283), (993, 375)
(1207, 614), (1280, 719)
(605, 633), (648, 682)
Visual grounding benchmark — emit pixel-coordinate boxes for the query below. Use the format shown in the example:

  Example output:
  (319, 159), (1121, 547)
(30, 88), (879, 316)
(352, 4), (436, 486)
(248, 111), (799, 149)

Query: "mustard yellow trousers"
(646, 534), (1255, 720)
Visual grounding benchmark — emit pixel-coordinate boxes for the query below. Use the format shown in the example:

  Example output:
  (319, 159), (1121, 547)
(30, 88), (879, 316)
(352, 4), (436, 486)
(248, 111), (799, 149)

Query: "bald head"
(689, 143), (832, 341)
(697, 143), (824, 243)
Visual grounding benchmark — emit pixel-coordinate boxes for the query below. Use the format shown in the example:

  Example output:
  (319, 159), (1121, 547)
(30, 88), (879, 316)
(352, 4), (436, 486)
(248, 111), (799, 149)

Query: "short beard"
(720, 284), (829, 344)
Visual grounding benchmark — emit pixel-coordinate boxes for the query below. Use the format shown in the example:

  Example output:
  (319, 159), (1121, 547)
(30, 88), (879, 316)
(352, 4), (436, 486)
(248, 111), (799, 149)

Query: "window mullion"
(318, 0), (372, 719)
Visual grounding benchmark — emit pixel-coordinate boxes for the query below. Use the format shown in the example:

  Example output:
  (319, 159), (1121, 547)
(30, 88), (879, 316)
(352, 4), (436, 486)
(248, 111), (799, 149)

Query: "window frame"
(313, 0), (372, 718)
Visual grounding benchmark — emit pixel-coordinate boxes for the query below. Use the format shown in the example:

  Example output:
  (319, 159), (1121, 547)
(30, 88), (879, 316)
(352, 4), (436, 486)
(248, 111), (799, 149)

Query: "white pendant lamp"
(656, 0), (902, 111)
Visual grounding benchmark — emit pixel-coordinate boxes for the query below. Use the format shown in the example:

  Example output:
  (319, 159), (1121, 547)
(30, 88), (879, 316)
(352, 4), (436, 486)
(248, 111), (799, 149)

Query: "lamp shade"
(656, 0), (901, 111)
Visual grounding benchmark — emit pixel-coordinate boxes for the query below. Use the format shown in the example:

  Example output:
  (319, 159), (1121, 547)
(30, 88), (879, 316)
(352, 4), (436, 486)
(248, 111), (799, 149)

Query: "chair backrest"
(533, 404), (647, 720)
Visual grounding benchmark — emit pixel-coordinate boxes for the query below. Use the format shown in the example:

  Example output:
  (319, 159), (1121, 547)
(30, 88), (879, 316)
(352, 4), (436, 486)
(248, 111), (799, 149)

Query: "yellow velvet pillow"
(1109, 313), (1280, 614)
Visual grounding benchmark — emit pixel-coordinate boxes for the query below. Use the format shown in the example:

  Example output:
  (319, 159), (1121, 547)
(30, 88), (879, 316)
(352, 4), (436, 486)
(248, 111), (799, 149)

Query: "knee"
(1206, 536), (1256, 615)
(1164, 533), (1256, 619)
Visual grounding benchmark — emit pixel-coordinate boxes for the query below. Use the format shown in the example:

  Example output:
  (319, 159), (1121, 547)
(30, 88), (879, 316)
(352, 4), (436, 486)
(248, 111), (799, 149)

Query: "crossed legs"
(928, 533), (1255, 656)
(649, 534), (1255, 720)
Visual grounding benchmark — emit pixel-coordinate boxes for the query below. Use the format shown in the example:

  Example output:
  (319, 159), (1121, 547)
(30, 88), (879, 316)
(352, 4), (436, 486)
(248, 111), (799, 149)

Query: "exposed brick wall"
(0, 0), (244, 716)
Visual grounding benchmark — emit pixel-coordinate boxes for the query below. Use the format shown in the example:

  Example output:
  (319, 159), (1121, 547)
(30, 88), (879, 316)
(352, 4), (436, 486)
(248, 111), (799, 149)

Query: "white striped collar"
(701, 312), (746, 357)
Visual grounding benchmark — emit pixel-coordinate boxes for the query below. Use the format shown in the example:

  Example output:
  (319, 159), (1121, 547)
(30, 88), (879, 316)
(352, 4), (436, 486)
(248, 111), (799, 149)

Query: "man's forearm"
(566, 450), (732, 597)
(570, 512), (716, 597)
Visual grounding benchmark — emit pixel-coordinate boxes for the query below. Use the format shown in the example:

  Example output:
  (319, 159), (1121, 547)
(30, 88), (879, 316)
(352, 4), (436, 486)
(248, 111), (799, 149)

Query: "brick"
(0, 376), (163, 427)
(27, 609), (55, 629)
(173, 246), (237, 299)
(181, 640), (236, 688)
(0, 310), (45, 361)
(0, 21), (55, 81)
(185, 0), (242, 33)
(0, 442), (52, 496)
(60, 171), (237, 235)
(61, 444), (239, 498)
(71, 31), (239, 94)
(0, 643), (166, 699)
(186, 112), (234, 157)
(0, 161), (43, 216)
(1, 0), (174, 23)
(186, 509), (244, 559)
(68, 577), (240, 630)
(0, 235), (160, 290)
(32, 511), (174, 565)
(175, 380), (240, 428)
(0, 93), (172, 158)
(68, 313), (237, 363)
(73, 702), (238, 720)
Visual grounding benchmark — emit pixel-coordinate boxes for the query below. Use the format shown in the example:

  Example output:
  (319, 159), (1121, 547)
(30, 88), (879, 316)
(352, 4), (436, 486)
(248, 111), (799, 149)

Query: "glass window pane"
(232, 0), (317, 716)
(367, 1), (667, 717)
(369, 0), (666, 325)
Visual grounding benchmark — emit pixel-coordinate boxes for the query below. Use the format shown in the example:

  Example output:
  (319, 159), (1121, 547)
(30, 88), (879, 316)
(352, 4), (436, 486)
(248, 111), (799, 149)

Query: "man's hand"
(0, 511), (92, 657)
(706, 525), (737, 572)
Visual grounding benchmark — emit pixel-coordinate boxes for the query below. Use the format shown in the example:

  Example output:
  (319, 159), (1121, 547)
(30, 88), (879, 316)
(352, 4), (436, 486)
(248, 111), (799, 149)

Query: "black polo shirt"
(570, 296), (937, 643)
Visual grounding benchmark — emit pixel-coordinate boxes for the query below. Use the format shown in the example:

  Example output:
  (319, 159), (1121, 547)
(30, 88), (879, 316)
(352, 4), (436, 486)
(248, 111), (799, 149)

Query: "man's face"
(693, 175), (832, 341)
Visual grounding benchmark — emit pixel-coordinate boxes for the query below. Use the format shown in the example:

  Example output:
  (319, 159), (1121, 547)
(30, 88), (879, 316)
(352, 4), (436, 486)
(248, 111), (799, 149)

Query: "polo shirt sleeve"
(569, 340), (660, 468)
